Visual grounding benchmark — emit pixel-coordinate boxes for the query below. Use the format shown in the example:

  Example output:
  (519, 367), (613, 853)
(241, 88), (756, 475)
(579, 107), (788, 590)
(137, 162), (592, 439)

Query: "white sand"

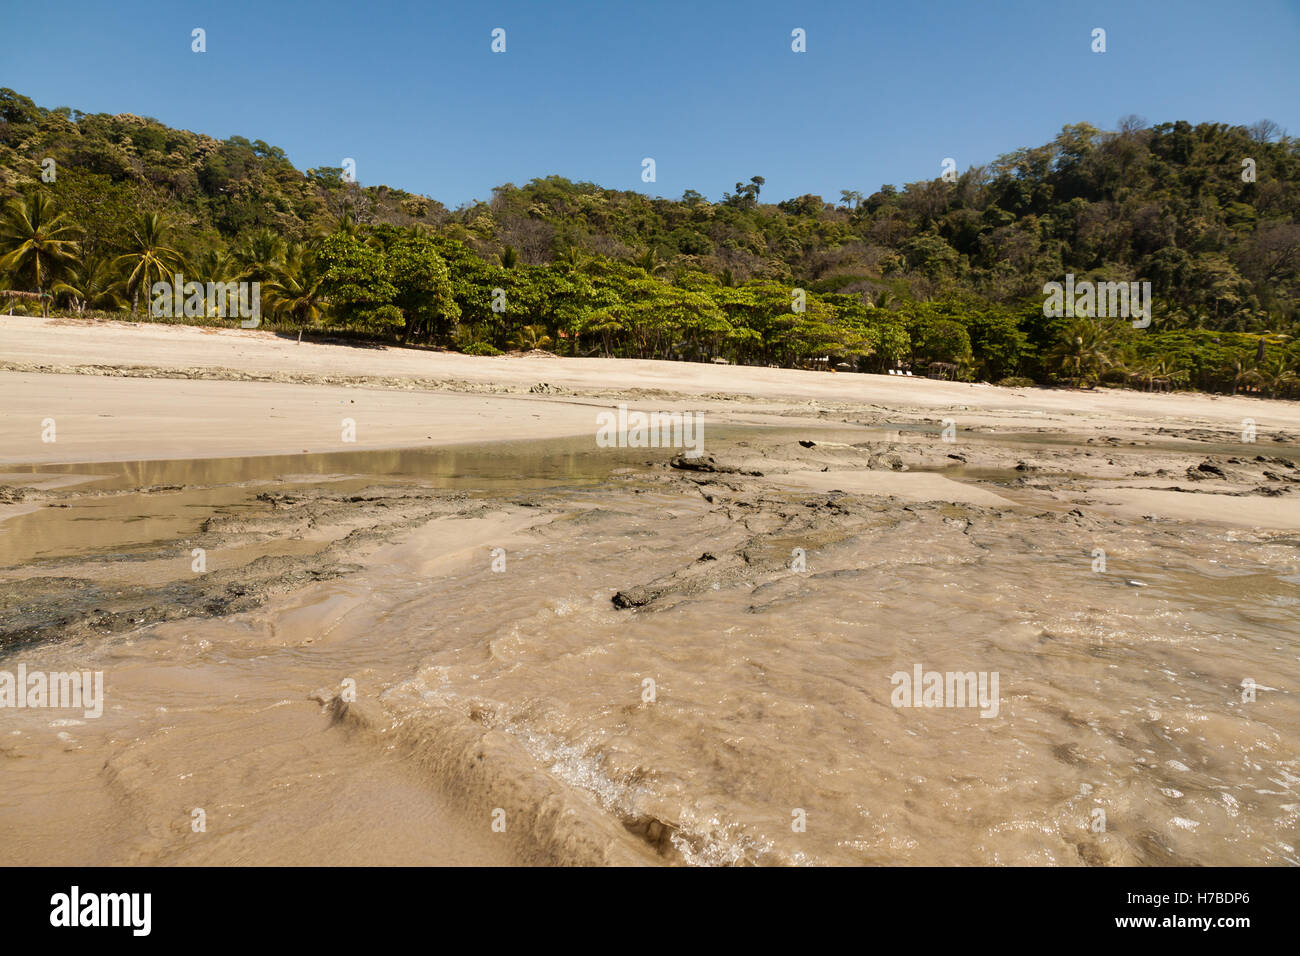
(3, 316), (1298, 433)
(0, 371), (605, 465)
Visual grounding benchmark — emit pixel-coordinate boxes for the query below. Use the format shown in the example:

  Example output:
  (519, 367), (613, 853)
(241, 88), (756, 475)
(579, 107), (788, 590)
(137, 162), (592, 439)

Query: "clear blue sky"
(4, 0), (1298, 207)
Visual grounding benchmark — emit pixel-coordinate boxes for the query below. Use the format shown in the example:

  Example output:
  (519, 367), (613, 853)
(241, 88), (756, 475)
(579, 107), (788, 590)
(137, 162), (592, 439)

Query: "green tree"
(0, 192), (80, 306)
(965, 308), (1028, 380)
(315, 232), (401, 335)
(193, 248), (236, 285)
(909, 317), (972, 368)
(263, 243), (326, 326)
(233, 228), (287, 282)
(1242, 357), (1297, 399)
(1048, 318), (1115, 386)
(388, 235), (460, 343)
(509, 325), (553, 351)
(113, 211), (184, 315)
(52, 255), (124, 314)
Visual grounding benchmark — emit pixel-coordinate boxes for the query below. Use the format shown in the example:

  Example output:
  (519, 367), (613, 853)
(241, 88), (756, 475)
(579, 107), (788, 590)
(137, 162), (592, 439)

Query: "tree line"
(1, 88), (1297, 396)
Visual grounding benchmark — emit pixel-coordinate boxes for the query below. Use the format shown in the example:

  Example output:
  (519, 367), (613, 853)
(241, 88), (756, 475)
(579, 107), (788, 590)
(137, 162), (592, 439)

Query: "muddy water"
(0, 437), (659, 568)
(1, 430), (1297, 865)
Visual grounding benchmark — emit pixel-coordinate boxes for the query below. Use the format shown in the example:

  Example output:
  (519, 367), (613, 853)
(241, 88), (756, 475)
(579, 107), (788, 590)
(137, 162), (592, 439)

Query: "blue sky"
(4, 0), (1298, 207)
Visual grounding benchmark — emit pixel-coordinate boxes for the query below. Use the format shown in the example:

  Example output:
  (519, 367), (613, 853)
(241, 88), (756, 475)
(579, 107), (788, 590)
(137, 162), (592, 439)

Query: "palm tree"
(263, 242), (325, 325)
(631, 247), (668, 276)
(509, 324), (553, 351)
(1111, 344), (1147, 390)
(1047, 317), (1114, 386)
(233, 228), (286, 281)
(113, 212), (185, 315)
(314, 210), (362, 239)
(193, 248), (236, 285)
(52, 256), (126, 315)
(555, 246), (590, 273)
(868, 288), (897, 310)
(1243, 357), (1298, 399)
(0, 192), (80, 311)
(1147, 356), (1181, 392)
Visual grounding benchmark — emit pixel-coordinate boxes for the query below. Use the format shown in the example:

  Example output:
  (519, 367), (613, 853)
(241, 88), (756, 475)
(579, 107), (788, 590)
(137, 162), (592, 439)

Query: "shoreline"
(4, 315), (1299, 471)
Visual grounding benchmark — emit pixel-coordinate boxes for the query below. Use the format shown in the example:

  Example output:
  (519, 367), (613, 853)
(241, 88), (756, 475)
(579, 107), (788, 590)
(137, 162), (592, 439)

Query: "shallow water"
(0, 437), (665, 567)
(1, 429), (1297, 866)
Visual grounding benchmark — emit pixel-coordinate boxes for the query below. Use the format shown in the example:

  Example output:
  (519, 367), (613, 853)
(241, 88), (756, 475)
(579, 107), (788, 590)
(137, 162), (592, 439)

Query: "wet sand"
(2, 316), (1298, 865)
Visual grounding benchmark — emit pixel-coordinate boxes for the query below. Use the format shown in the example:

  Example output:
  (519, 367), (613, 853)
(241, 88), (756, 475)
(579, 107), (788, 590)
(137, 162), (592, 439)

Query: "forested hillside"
(3, 88), (1298, 395)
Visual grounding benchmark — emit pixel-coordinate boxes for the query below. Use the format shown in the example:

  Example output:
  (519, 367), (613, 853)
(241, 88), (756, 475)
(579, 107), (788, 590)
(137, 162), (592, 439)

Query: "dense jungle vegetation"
(2, 88), (1298, 395)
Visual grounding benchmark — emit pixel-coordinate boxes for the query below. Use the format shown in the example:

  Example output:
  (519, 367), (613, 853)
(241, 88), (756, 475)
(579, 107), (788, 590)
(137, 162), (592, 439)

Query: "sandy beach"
(2, 315), (1299, 865)
(5, 315), (1299, 464)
